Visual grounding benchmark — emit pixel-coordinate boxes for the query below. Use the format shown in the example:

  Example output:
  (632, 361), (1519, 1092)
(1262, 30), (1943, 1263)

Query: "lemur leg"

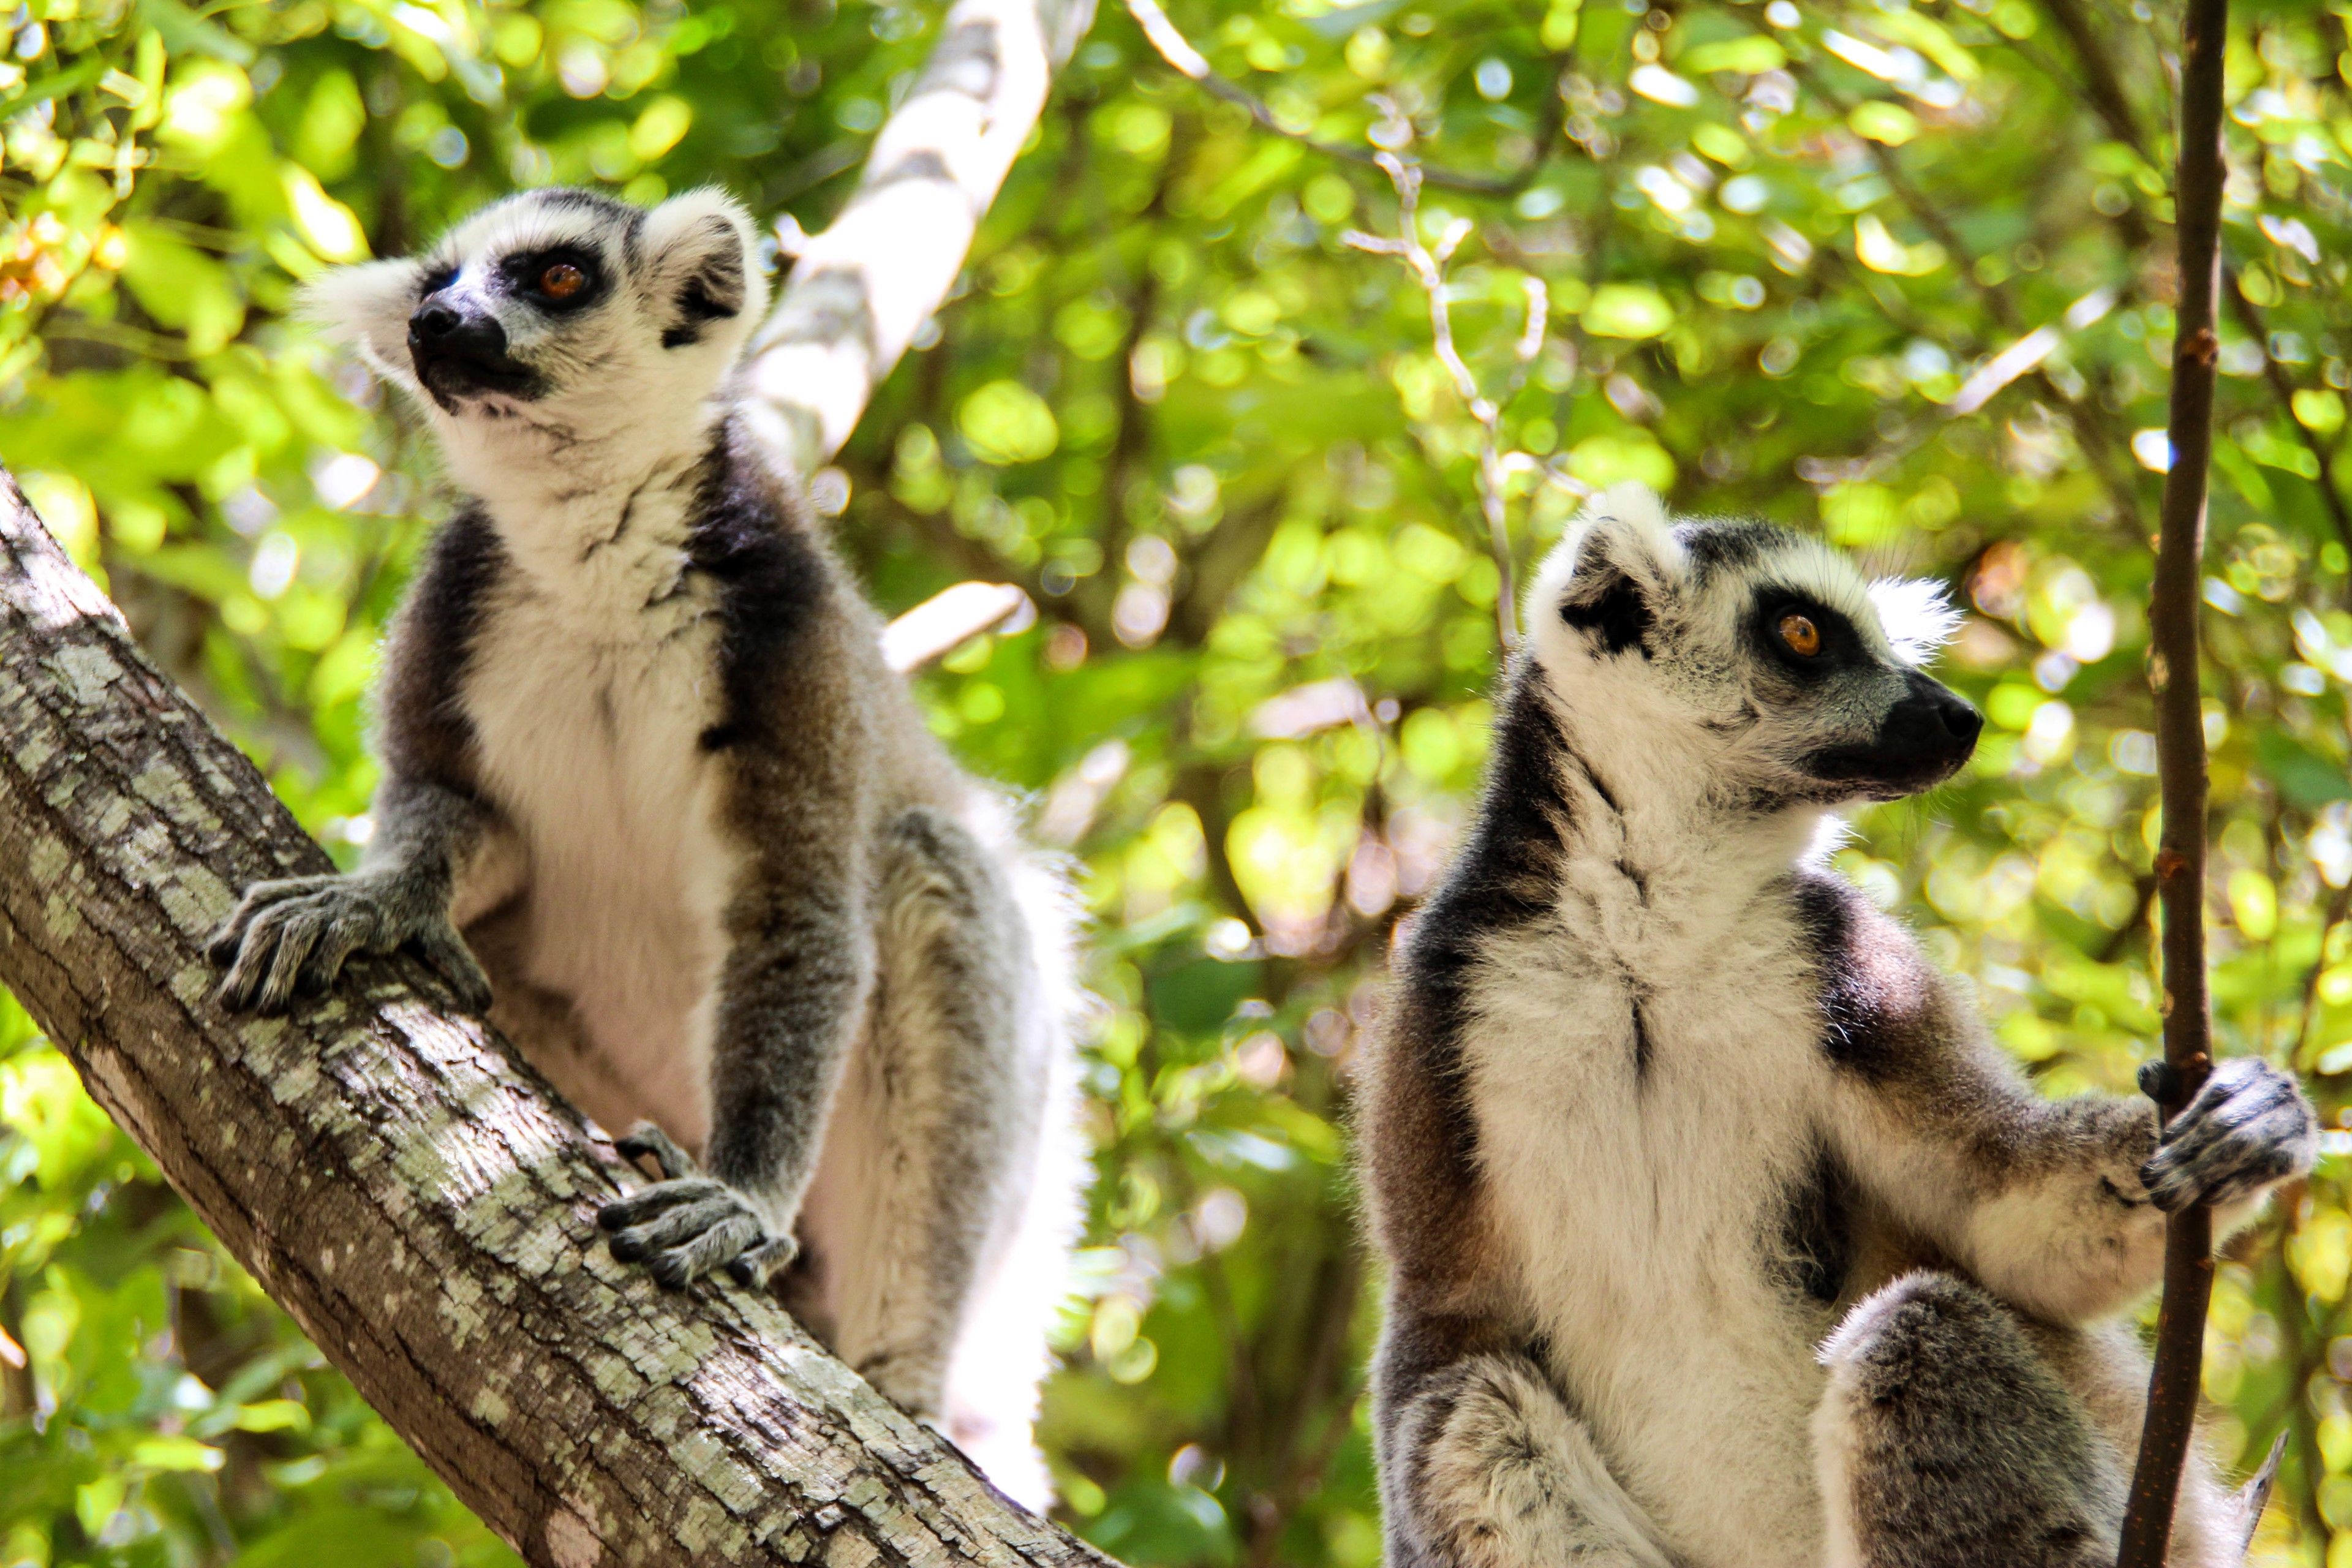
(600, 816), (872, 1292)
(1813, 1272), (2126, 1568)
(211, 779), (494, 1014)
(819, 807), (1042, 1420)
(1379, 1324), (1677, 1568)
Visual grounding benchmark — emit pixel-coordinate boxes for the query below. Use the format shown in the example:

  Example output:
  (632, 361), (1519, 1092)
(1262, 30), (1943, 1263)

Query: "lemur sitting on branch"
(1359, 483), (2317, 1568)
(209, 187), (1084, 1506)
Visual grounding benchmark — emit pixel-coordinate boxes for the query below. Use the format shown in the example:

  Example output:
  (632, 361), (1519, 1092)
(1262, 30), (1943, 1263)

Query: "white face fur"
(1523, 482), (1980, 808)
(303, 186), (769, 481)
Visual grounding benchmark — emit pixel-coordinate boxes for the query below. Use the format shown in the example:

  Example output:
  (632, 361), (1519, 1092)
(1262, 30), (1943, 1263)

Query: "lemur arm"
(597, 682), (881, 1290)
(1802, 875), (2315, 1324)
(212, 513), (508, 1012)
(702, 809), (875, 1232)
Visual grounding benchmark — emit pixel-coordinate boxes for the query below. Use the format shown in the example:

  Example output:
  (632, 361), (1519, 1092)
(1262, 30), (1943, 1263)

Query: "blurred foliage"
(5, 0), (2352, 1561)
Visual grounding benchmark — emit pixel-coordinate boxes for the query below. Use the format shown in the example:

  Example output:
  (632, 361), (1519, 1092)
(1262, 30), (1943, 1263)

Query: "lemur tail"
(940, 800), (1091, 1512)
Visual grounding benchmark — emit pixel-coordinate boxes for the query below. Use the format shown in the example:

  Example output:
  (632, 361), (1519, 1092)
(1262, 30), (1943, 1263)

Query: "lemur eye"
(537, 262), (587, 300)
(1777, 612), (1823, 657)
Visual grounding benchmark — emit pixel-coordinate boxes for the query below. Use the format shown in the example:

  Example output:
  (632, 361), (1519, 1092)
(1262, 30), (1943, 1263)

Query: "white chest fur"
(461, 472), (739, 1150)
(1463, 821), (1841, 1568)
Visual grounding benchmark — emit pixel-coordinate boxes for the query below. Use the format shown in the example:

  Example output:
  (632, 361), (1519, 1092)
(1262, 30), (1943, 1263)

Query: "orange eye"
(1777, 612), (1822, 657)
(538, 262), (586, 300)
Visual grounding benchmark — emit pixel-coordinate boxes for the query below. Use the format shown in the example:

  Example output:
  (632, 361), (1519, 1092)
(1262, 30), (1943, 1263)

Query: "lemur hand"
(600, 1121), (799, 1291)
(2140, 1058), (2318, 1214)
(209, 871), (491, 1014)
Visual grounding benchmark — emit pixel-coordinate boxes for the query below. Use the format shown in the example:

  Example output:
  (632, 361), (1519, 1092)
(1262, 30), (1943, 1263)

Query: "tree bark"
(0, 474), (1118, 1567)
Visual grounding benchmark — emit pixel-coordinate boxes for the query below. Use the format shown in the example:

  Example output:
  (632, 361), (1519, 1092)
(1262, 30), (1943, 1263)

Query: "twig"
(1344, 152), (1540, 650)
(1792, 62), (2147, 532)
(2116, 0), (2232, 1559)
(1119, 0), (1525, 195)
(2029, 0), (2352, 592)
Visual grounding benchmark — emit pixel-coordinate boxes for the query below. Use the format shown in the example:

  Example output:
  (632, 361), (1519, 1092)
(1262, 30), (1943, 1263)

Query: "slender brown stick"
(2115, 0), (2232, 1561)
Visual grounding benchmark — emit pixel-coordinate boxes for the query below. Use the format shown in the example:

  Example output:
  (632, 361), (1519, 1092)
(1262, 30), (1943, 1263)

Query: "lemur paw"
(2140, 1058), (2318, 1214)
(601, 1121), (798, 1291)
(209, 872), (491, 1015)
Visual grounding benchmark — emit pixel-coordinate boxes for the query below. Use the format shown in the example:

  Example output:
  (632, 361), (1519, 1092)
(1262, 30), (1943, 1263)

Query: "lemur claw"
(210, 872), (491, 1015)
(601, 1130), (794, 1290)
(614, 1120), (701, 1181)
(2140, 1057), (2318, 1213)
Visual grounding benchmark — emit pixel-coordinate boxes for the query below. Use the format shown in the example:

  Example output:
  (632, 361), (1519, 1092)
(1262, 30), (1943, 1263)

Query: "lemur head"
(304, 186), (767, 442)
(1525, 483), (1981, 808)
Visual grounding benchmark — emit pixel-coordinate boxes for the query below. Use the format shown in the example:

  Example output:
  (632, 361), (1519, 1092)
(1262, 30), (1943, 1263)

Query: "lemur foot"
(2141, 1058), (2318, 1213)
(601, 1121), (799, 1291)
(209, 872), (491, 1014)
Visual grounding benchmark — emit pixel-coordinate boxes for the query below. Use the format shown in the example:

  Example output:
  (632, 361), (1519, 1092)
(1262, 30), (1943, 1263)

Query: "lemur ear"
(1530, 483), (1684, 659)
(643, 188), (771, 349)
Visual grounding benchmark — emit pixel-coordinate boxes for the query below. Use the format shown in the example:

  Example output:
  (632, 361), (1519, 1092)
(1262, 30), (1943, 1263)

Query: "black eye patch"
(1752, 592), (1862, 675)
(498, 246), (606, 312)
(419, 263), (459, 296)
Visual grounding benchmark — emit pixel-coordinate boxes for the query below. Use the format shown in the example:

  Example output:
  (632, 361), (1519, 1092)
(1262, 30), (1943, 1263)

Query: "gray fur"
(1819, 1273), (2125, 1568)
(210, 186), (1084, 1506)
(1357, 485), (2315, 1568)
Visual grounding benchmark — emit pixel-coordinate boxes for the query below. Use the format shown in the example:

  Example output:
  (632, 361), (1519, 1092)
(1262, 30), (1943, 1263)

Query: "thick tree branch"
(740, 0), (1098, 477)
(0, 474), (1117, 1567)
(2116, 0), (2231, 1559)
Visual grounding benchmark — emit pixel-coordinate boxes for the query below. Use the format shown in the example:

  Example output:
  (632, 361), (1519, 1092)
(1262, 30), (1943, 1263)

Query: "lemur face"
(303, 186), (769, 420)
(1526, 483), (1981, 807)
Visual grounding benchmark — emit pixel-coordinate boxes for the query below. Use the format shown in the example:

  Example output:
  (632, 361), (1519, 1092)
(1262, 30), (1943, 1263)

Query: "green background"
(5, 0), (2352, 1561)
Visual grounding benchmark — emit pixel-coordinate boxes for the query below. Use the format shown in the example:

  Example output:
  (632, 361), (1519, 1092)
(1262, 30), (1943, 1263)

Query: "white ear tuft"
(1869, 576), (1964, 665)
(296, 258), (426, 391)
(297, 258), (421, 344)
(643, 187), (769, 342)
(1588, 480), (1671, 539)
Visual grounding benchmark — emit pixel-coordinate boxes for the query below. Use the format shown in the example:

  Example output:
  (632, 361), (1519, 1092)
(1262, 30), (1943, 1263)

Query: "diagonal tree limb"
(0, 471), (1121, 1568)
(2115, 0), (2232, 1559)
(739, 0), (1099, 478)
(0, 0), (1123, 1553)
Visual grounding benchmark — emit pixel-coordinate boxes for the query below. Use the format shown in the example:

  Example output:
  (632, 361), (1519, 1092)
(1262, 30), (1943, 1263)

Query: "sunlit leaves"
(6, 0), (2352, 1561)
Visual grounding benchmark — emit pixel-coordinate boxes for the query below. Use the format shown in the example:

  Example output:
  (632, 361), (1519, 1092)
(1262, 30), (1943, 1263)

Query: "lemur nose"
(407, 306), (508, 361)
(1937, 693), (1985, 744)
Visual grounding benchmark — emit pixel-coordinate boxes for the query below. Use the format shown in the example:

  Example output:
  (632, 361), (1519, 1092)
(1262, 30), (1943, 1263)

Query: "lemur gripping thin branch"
(209, 187), (1085, 1507)
(1357, 483), (2316, 1568)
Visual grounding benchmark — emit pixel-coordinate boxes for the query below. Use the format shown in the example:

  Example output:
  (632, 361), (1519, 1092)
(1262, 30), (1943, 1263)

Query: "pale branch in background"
(740, 0), (1098, 478)
(882, 580), (1036, 672)
(1346, 151), (1545, 650)
(0, 471), (1122, 1568)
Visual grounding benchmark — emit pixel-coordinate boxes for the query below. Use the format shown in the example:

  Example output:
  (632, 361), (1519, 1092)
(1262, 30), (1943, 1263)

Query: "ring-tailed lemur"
(1359, 483), (2317, 1568)
(208, 187), (1084, 1506)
